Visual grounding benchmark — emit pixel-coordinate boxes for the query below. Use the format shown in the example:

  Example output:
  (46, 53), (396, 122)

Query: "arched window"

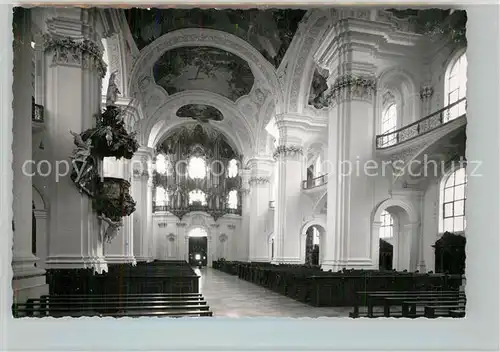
(445, 53), (467, 122)
(227, 190), (238, 209)
(381, 103), (398, 146)
(189, 189), (207, 205)
(155, 186), (168, 206)
(188, 156), (206, 179)
(155, 154), (168, 175)
(227, 159), (238, 178)
(379, 210), (394, 239)
(440, 167), (467, 233)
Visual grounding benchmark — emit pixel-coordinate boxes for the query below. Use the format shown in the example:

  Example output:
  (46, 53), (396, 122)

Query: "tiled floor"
(196, 267), (351, 318)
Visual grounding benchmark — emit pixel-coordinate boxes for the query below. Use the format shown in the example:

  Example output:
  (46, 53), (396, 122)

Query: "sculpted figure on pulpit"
(106, 71), (120, 107)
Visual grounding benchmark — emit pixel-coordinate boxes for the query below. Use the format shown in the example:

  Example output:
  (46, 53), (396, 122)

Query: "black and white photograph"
(11, 6), (470, 321)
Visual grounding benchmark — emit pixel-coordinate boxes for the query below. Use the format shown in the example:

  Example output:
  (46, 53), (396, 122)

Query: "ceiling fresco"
(124, 8), (306, 68)
(176, 104), (224, 123)
(153, 46), (254, 102)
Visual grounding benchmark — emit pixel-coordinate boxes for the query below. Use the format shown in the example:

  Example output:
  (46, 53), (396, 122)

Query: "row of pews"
(13, 293), (213, 318)
(212, 260), (465, 317)
(350, 290), (466, 318)
(13, 260), (214, 318)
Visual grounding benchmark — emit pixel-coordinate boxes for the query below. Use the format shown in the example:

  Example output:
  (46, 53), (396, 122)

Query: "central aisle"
(196, 267), (351, 317)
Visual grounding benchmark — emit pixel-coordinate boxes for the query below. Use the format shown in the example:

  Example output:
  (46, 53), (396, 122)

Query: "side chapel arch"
(371, 198), (419, 271)
(128, 28), (283, 114)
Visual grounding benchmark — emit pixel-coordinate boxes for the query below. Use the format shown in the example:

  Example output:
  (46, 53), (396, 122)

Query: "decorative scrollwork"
(43, 34), (107, 78)
(420, 86), (434, 100)
(248, 177), (270, 187)
(158, 222), (168, 228)
(227, 224), (236, 230)
(273, 145), (303, 159)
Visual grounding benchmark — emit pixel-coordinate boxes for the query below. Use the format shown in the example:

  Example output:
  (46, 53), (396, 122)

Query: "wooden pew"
(13, 294), (212, 318)
(424, 304), (466, 318)
(402, 297), (466, 317)
(350, 291), (465, 318)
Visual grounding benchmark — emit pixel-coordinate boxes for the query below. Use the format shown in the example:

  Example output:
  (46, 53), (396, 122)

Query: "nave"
(197, 267), (350, 317)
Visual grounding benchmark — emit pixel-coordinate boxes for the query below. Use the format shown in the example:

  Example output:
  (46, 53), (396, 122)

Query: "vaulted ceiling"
(152, 46), (254, 102)
(124, 8), (306, 68)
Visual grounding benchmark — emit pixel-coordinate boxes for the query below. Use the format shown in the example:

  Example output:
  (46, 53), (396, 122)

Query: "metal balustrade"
(302, 174), (328, 190)
(32, 102), (44, 122)
(153, 203), (242, 216)
(376, 98), (467, 149)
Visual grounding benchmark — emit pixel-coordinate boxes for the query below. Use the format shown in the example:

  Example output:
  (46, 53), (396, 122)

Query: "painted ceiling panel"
(153, 46), (254, 102)
(124, 8), (306, 68)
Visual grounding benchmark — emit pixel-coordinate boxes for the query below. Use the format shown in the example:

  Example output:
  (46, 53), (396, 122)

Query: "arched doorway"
(372, 199), (419, 271)
(300, 221), (326, 266)
(305, 227), (321, 266)
(188, 227), (208, 267)
(32, 186), (47, 268)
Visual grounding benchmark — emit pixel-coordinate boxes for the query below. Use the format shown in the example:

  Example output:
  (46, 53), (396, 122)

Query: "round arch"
(32, 185), (47, 210)
(376, 67), (420, 128)
(299, 216), (327, 265)
(128, 28), (283, 113)
(284, 10), (333, 113)
(142, 90), (252, 154)
(32, 185), (48, 268)
(443, 47), (467, 108)
(371, 198), (419, 271)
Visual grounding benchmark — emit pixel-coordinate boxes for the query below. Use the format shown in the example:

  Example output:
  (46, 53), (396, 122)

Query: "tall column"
(321, 62), (378, 271)
(272, 119), (305, 264)
(239, 168), (251, 261)
(227, 224), (237, 260)
(176, 222), (188, 261)
(209, 224), (220, 265)
(131, 146), (154, 262)
(248, 157), (273, 262)
(43, 8), (108, 273)
(12, 8), (48, 301)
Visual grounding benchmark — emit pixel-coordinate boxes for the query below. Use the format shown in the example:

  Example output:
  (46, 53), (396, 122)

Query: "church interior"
(11, 7), (467, 318)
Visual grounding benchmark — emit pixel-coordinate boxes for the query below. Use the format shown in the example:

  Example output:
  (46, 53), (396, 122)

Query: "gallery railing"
(153, 203), (242, 220)
(376, 97), (467, 149)
(302, 174), (328, 190)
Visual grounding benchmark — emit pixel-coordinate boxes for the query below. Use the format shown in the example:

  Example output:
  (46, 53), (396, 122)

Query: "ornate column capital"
(42, 34), (107, 79)
(176, 222), (187, 228)
(248, 176), (270, 187)
(227, 224), (236, 230)
(157, 222), (168, 228)
(240, 188), (251, 196)
(324, 74), (377, 106)
(419, 85), (434, 100)
(210, 224), (220, 229)
(273, 145), (304, 160)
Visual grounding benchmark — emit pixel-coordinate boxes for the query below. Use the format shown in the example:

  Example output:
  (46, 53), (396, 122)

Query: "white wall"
(152, 212), (242, 264)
